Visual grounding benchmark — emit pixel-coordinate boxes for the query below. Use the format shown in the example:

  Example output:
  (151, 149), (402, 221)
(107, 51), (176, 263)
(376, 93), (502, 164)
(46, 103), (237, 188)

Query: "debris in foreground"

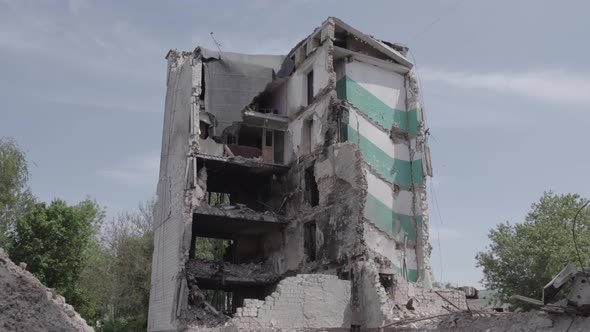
(513, 262), (590, 316)
(0, 248), (94, 332)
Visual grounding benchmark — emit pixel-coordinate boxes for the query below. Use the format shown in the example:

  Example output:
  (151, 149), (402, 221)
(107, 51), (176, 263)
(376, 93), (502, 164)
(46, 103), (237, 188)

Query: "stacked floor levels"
(148, 17), (460, 332)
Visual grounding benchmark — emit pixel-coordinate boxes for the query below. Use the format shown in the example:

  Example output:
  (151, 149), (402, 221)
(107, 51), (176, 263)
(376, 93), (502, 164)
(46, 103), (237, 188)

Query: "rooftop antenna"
(210, 32), (222, 59)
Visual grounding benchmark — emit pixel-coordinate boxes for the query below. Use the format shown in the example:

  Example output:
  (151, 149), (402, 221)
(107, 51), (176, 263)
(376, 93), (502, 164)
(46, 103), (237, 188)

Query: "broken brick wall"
(231, 274), (351, 331)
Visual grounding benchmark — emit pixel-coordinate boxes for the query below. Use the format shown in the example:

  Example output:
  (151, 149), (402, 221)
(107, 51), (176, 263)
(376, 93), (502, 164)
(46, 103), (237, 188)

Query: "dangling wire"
(210, 32), (223, 59)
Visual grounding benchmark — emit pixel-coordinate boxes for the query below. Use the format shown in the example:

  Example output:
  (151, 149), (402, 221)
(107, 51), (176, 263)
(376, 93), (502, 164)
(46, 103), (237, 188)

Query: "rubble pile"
(183, 285), (229, 328)
(436, 311), (590, 332)
(0, 248), (94, 332)
(379, 310), (590, 331)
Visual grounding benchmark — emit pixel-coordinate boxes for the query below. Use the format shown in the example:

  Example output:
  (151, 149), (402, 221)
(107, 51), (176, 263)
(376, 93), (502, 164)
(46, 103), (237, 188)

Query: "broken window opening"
(202, 289), (233, 315)
(306, 70), (314, 106)
(237, 125), (262, 149)
(199, 120), (210, 139)
(265, 130), (272, 146)
(252, 93), (280, 115)
(191, 236), (234, 262)
(227, 125), (263, 159)
(201, 167), (276, 212)
(203, 192), (231, 207)
(334, 31), (348, 49)
(200, 63), (205, 100)
(304, 221), (317, 262)
(379, 273), (394, 293)
(304, 166), (319, 207)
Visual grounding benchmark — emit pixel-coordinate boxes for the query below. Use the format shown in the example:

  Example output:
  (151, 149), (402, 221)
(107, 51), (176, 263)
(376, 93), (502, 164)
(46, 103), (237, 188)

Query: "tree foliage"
(0, 137), (155, 330)
(9, 198), (104, 312)
(0, 137), (33, 248)
(476, 192), (590, 304)
(100, 200), (154, 329)
(73, 200), (155, 331)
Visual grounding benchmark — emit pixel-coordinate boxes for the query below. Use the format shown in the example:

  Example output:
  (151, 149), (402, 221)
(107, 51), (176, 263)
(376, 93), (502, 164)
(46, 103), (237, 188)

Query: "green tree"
(77, 239), (115, 325)
(0, 137), (33, 249)
(9, 198), (104, 312)
(90, 200), (154, 331)
(108, 201), (153, 327)
(476, 192), (590, 304)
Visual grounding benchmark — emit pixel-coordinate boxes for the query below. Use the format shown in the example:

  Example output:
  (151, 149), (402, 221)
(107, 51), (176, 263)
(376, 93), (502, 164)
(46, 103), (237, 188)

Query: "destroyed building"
(148, 17), (465, 332)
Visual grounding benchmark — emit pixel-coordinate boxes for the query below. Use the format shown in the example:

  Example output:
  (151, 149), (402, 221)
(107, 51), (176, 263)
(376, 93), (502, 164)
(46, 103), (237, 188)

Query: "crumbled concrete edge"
(0, 248), (94, 332)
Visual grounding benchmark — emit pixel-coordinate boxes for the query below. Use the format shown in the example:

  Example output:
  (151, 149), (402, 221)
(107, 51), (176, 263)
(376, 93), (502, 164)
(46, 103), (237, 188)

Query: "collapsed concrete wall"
(271, 142), (366, 276)
(0, 249), (94, 332)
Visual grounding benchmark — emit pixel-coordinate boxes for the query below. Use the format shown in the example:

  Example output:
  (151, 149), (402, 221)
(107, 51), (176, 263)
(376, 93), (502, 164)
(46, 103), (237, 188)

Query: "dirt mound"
(0, 248), (94, 332)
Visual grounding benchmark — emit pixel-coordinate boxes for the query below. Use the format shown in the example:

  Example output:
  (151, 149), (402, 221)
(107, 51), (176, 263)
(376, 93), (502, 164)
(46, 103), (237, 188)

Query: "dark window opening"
(273, 131), (284, 164)
(306, 70), (314, 106)
(228, 125), (263, 159)
(237, 125), (263, 149)
(337, 267), (351, 280)
(304, 166), (319, 207)
(199, 120), (210, 139)
(265, 130), (273, 146)
(334, 31), (348, 49)
(304, 221), (317, 262)
(202, 166), (275, 212)
(252, 91), (281, 115)
(351, 325), (361, 332)
(379, 273), (393, 292)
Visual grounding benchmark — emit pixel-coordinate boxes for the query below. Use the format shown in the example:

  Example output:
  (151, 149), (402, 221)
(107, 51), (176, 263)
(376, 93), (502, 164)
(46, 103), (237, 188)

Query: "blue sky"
(2, 0), (590, 287)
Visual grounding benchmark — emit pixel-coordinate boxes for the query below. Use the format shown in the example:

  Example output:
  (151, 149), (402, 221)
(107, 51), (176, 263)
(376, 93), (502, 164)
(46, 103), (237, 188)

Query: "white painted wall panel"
(345, 61), (406, 111)
(348, 108), (421, 162)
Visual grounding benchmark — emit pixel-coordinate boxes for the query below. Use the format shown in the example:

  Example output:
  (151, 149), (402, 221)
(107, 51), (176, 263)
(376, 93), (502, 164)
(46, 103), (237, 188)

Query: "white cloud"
(420, 68), (590, 106)
(98, 152), (160, 186)
(430, 226), (462, 241)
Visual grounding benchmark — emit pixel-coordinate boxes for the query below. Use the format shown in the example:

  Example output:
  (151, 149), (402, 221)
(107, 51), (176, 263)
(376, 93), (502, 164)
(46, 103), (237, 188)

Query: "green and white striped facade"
(336, 60), (429, 282)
